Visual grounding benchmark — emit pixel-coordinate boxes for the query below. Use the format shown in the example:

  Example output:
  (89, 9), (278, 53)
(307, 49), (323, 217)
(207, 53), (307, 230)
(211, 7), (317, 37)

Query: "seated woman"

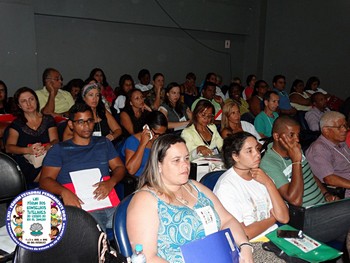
(127, 134), (254, 263)
(221, 101), (261, 142)
(62, 78), (84, 102)
(226, 82), (250, 116)
(0, 80), (11, 114)
(159, 82), (192, 131)
(248, 80), (268, 117)
(120, 89), (152, 137)
(289, 79), (311, 111)
(181, 99), (223, 160)
(213, 132), (289, 241)
(121, 111), (167, 176)
(5, 87), (58, 188)
(89, 68), (116, 106)
(63, 83), (122, 142)
(113, 74), (134, 114)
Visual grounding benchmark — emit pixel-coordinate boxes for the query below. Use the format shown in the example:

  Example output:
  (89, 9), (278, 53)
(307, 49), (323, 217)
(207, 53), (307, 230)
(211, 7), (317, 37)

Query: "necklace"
(197, 126), (212, 148)
(175, 186), (189, 205)
(271, 147), (288, 167)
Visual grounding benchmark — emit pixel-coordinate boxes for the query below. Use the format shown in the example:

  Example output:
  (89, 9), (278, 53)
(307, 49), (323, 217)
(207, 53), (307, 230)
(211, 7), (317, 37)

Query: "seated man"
(40, 103), (125, 231)
(305, 92), (329, 131)
(306, 111), (350, 197)
(191, 81), (224, 119)
(254, 91), (279, 138)
(36, 68), (75, 117)
(260, 115), (350, 242)
(272, 75), (297, 116)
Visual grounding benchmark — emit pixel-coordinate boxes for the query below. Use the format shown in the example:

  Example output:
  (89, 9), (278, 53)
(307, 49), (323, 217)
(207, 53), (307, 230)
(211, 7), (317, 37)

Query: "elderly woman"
(63, 82), (122, 141)
(6, 87), (58, 188)
(181, 99), (223, 160)
(127, 134), (254, 263)
(214, 132), (289, 241)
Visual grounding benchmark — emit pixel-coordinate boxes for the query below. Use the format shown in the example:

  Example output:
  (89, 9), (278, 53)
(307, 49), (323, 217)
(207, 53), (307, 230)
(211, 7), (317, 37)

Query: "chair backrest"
(13, 206), (102, 263)
(113, 194), (134, 258)
(0, 152), (26, 203)
(199, 170), (225, 191)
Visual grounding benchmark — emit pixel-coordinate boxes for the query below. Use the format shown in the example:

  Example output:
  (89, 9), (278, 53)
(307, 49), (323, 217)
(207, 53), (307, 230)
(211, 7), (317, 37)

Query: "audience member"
(89, 68), (115, 105)
(248, 80), (268, 117)
(145, 73), (165, 110)
(127, 134), (253, 263)
(182, 99), (223, 160)
(260, 116), (350, 242)
(180, 72), (198, 108)
(40, 103), (125, 231)
(201, 72), (225, 100)
(121, 111), (167, 176)
(232, 77), (242, 86)
(254, 91), (279, 138)
(36, 68), (74, 117)
(135, 68), (153, 92)
(214, 132), (289, 240)
(306, 111), (350, 197)
(305, 76), (328, 96)
(226, 82), (250, 116)
(0, 80), (11, 114)
(63, 83), (122, 142)
(113, 74), (134, 114)
(159, 82), (192, 130)
(191, 81), (223, 118)
(242, 74), (256, 101)
(305, 92), (329, 131)
(221, 101), (261, 141)
(6, 87), (58, 188)
(272, 75), (297, 116)
(62, 78), (84, 102)
(289, 79), (311, 111)
(120, 89), (152, 137)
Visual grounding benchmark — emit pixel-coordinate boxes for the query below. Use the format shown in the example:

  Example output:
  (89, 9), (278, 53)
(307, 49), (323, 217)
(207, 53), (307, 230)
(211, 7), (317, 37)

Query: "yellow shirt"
(36, 87), (74, 114)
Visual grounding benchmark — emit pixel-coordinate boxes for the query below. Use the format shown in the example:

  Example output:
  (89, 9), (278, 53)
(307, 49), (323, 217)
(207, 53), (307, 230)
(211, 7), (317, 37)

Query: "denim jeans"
(303, 198), (350, 243)
(89, 206), (116, 232)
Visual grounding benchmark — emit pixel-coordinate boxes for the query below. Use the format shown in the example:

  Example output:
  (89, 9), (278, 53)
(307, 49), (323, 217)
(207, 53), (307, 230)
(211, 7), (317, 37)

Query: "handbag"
(98, 232), (127, 263)
(23, 153), (46, 168)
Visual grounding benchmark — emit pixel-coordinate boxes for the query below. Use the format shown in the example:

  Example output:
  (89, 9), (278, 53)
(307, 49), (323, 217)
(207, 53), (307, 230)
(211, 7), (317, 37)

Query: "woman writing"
(127, 134), (254, 263)
(120, 89), (152, 137)
(159, 82), (192, 131)
(6, 87), (58, 188)
(221, 101), (261, 142)
(121, 111), (167, 176)
(181, 99), (223, 160)
(214, 132), (289, 241)
(63, 82), (122, 141)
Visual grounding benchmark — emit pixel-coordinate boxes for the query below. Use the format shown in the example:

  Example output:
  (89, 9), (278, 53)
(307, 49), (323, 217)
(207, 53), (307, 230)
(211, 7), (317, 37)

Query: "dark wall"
(263, 0), (350, 98)
(1, 0), (261, 95)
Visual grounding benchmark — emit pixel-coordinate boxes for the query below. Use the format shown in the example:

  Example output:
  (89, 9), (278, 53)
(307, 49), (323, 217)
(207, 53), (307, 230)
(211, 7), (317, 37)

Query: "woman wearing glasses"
(121, 111), (168, 176)
(6, 87), (58, 188)
(181, 99), (223, 160)
(63, 82), (122, 142)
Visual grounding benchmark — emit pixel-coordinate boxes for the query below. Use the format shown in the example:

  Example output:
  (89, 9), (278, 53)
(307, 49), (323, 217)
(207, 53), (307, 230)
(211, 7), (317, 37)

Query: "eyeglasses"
(71, 118), (94, 126)
(46, 77), (63, 82)
(151, 129), (165, 137)
(324, 124), (349, 130)
(199, 113), (214, 120)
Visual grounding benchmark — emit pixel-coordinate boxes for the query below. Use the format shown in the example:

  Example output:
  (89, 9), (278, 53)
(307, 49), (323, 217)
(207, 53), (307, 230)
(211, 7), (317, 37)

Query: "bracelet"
(239, 242), (254, 252)
(292, 161), (301, 165)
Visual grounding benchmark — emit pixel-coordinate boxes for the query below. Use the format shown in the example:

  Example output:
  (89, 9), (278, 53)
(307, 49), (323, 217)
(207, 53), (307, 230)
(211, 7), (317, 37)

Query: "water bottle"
(131, 244), (146, 263)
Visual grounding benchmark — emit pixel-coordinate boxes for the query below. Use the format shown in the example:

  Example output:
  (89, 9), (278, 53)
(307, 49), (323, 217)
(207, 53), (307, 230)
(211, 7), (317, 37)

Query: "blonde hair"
(138, 134), (187, 202)
(221, 100), (240, 131)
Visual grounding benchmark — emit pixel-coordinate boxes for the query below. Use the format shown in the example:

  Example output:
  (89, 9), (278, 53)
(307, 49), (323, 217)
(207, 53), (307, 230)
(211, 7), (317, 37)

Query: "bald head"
(272, 115), (300, 135)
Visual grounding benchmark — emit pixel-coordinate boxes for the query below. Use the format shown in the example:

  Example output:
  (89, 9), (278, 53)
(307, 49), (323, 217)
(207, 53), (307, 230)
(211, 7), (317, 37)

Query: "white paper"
(69, 168), (112, 211)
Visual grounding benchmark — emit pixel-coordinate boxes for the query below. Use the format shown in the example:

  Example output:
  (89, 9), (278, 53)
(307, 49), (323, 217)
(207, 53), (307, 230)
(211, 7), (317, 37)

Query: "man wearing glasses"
(40, 103), (125, 231)
(36, 68), (74, 117)
(306, 111), (350, 197)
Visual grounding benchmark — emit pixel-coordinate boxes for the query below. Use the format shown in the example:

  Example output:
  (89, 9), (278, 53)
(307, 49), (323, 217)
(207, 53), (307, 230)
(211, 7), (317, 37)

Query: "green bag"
(266, 225), (342, 263)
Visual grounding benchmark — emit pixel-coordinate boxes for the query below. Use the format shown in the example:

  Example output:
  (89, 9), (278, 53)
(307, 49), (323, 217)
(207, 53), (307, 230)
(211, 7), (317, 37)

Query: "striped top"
(260, 144), (325, 207)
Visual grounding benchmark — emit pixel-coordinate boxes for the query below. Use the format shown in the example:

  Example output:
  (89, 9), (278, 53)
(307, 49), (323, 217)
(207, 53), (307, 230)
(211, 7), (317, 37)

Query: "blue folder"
(180, 228), (239, 263)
